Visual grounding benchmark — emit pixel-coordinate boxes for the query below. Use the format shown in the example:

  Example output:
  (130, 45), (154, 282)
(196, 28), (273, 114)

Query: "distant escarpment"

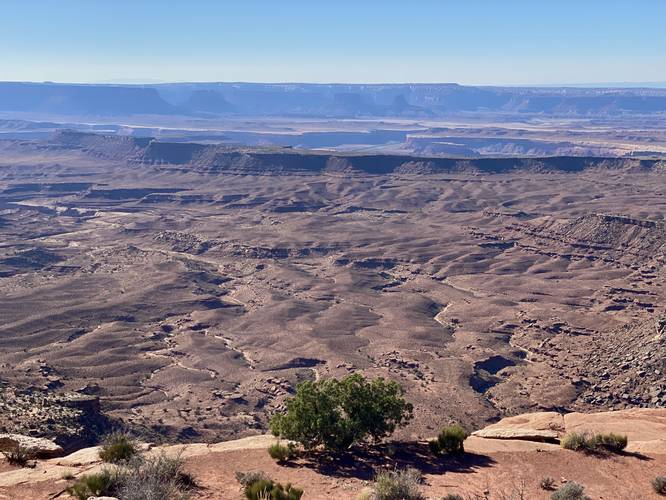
(47, 131), (666, 175)
(4, 81), (666, 118)
(0, 82), (179, 115)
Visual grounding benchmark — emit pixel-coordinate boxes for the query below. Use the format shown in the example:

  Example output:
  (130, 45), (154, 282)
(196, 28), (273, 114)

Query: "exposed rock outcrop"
(0, 388), (111, 453)
(470, 408), (666, 454)
(0, 434), (63, 458)
(471, 411), (563, 442)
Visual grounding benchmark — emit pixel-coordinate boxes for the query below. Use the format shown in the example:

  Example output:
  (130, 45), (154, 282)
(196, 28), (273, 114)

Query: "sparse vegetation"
(244, 478), (304, 500)
(268, 442), (297, 462)
(560, 431), (627, 454)
(66, 452), (193, 500)
(429, 424), (467, 455)
(653, 476), (666, 495)
(590, 432), (628, 453)
(550, 481), (591, 500)
(371, 467), (424, 500)
(540, 476), (556, 490)
(236, 470), (271, 488)
(66, 470), (117, 500)
(99, 431), (138, 463)
(560, 432), (586, 451)
(115, 452), (194, 500)
(441, 494), (464, 500)
(269, 374), (413, 451)
(356, 488), (373, 500)
(1, 445), (30, 467)
(61, 471), (76, 480)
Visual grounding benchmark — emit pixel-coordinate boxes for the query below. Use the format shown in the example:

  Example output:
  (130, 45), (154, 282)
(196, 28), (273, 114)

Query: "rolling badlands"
(0, 132), (664, 443)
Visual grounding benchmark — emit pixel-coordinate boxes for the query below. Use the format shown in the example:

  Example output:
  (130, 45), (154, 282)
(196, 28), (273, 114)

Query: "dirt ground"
(1, 443), (664, 499)
(189, 447), (666, 500)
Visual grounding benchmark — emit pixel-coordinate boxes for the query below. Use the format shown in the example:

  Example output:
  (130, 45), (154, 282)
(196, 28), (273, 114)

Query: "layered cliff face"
(502, 213), (666, 266)
(47, 130), (666, 175)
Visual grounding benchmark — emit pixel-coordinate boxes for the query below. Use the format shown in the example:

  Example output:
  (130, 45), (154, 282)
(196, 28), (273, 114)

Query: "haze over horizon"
(2, 0), (665, 86)
(7, 79), (666, 89)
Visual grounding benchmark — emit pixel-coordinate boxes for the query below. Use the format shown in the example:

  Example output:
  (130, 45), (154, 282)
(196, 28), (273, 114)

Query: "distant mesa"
(182, 89), (235, 114)
(3, 81), (666, 117)
(0, 82), (180, 115)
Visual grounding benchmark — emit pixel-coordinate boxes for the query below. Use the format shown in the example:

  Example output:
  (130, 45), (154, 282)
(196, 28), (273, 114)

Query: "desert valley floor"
(0, 133), (664, 444)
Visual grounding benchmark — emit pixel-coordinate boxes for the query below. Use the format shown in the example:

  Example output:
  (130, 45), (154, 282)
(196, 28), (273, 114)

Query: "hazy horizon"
(4, 79), (666, 89)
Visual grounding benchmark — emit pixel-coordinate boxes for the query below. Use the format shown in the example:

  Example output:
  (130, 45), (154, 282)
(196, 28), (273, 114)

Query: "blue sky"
(1, 0), (665, 85)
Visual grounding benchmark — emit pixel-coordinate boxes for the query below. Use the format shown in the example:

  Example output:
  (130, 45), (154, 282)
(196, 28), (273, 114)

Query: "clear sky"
(1, 0), (665, 85)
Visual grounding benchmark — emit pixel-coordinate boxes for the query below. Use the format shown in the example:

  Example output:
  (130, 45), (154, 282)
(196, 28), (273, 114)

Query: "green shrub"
(653, 476), (666, 495)
(270, 374), (413, 451)
(372, 468), (424, 500)
(540, 476), (556, 490)
(268, 442), (297, 462)
(244, 479), (304, 500)
(560, 432), (627, 454)
(429, 424), (467, 455)
(560, 432), (587, 451)
(1, 445), (30, 467)
(236, 470), (271, 487)
(551, 481), (591, 500)
(99, 431), (138, 463)
(66, 470), (117, 500)
(590, 432), (627, 453)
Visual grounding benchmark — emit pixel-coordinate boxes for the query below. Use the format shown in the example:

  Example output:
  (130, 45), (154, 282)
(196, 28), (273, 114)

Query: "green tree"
(269, 374), (413, 451)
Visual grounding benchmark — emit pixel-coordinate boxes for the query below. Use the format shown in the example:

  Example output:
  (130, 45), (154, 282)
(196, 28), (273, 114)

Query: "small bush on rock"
(590, 432), (627, 453)
(99, 431), (138, 463)
(429, 425), (467, 455)
(372, 467), (424, 500)
(441, 494), (464, 500)
(268, 442), (297, 462)
(551, 481), (591, 500)
(560, 432), (627, 454)
(244, 479), (304, 500)
(560, 432), (586, 451)
(653, 476), (666, 495)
